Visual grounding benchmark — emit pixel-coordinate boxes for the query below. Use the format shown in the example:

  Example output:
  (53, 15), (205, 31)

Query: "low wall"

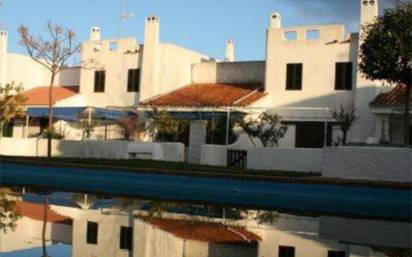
(0, 138), (184, 162)
(58, 140), (130, 159)
(322, 147), (412, 182)
(200, 145), (228, 167)
(159, 143), (185, 162)
(247, 148), (322, 172)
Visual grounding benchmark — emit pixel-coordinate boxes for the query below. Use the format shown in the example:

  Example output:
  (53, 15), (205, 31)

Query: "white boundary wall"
(247, 148), (322, 172)
(322, 147), (412, 182)
(0, 138), (184, 162)
(200, 145), (228, 167)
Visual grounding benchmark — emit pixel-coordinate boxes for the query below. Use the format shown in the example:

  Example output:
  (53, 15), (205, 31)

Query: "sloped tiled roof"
(141, 83), (266, 108)
(141, 217), (261, 244)
(17, 201), (72, 225)
(21, 86), (79, 106)
(370, 84), (411, 107)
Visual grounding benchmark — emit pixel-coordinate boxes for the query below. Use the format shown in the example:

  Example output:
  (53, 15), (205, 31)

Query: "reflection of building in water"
(72, 208), (260, 257)
(0, 201), (72, 253)
(245, 214), (391, 257)
(1, 192), (407, 257)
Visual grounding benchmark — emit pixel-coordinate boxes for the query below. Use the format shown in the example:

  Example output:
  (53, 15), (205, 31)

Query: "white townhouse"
(1, 0), (409, 150)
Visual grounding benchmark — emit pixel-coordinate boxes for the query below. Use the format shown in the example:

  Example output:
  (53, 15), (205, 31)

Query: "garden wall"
(200, 145), (228, 167)
(322, 147), (412, 182)
(247, 148), (322, 173)
(0, 138), (185, 162)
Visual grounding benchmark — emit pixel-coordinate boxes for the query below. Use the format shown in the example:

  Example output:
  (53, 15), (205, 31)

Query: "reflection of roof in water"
(141, 217), (261, 243)
(23, 193), (81, 208)
(17, 201), (72, 225)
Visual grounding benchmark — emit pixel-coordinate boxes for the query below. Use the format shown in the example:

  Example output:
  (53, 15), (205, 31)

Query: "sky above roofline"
(1, 0), (394, 62)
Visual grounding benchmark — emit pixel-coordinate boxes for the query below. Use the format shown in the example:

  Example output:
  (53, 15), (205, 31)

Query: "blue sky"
(1, 0), (393, 61)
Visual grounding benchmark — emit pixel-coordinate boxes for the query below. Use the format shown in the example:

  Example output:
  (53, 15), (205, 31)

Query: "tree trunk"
(0, 120), (3, 140)
(42, 195), (49, 257)
(404, 84), (411, 146)
(47, 73), (56, 158)
(342, 129), (348, 146)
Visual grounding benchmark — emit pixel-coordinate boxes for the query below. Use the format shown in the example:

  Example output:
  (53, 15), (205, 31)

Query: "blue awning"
(27, 107), (84, 121)
(26, 107), (134, 121)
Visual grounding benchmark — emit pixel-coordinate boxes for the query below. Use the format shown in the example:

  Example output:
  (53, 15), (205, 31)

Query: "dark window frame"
(328, 250), (346, 257)
(286, 63), (303, 90)
(86, 221), (98, 244)
(127, 68), (140, 92)
(94, 70), (106, 93)
(279, 245), (295, 257)
(335, 62), (353, 91)
(120, 226), (133, 250)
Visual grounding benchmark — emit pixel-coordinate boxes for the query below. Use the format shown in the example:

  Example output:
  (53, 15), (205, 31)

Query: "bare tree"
(18, 21), (80, 158)
(331, 105), (358, 145)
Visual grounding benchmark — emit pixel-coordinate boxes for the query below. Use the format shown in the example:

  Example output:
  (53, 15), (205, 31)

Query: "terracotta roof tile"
(141, 83), (266, 108)
(17, 201), (72, 225)
(21, 86), (79, 106)
(370, 84), (411, 107)
(141, 217), (261, 244)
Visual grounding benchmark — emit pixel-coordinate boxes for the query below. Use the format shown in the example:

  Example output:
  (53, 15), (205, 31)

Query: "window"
(286, 63), (303, 90)
(279, 246), (295, 257)
(127, 69), (140, 92)
(109, 42), (118, 51)
(295, 122), (326, 148)
(328, 251), (346, 257)
(86, 221), (98, 244)
(284, 31), (297, 41)
(94, 70), (106, 92)
(335, 62), (353, 90)
(120, 226), (133, 250)
(307, 30), (320, 40)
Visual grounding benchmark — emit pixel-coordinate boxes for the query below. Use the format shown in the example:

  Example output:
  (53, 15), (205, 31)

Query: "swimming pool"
(1, 163), (410, 220)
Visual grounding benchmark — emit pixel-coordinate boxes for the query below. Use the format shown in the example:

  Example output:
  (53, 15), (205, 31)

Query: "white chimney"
(360, 0), (378, 27)
(90, 26), (101, 41)
(270, 12), (282, 29)
(0, 31), (8, 85)
(140, 15), (160, 100)
(225, 40), (235, 62)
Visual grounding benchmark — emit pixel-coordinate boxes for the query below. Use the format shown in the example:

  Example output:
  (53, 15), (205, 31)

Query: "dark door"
(295, 122), (325, 148)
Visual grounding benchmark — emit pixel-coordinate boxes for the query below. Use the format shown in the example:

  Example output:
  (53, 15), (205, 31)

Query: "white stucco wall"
(72, 210), (135, 257)
(79, 37), (141, 107)
(264, 3), (382, 143)
(265, 24), (357, 109)
(319, 217), (412, 249)
(200, 144), (227, 167)
(5, 53), (80, 90)
(188, 120), (207, 164)
(192, 61), (265, 84)
(0, 217), (72, 253)
(322, 147), (412, 182)
(0, 138), (183, 162)
(247, 147), (322, 172)
(248, 215), (351, 257)
(157, 43), (211, 95)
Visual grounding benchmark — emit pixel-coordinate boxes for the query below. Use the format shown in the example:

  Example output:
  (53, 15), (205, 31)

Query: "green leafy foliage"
(206, 115), (242, 145)
(0, 190), (21, 233)
(0, 82), (26, 123)
(359, 2), (412, 86)
(359, 2), (412, 145)
(148, 108), (188, 142)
